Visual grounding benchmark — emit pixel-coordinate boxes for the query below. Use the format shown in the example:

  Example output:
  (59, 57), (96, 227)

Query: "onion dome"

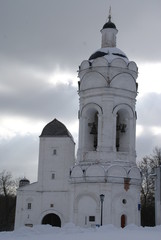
(102, 20), (116, 29)
(19, 178), (30, 188)
(40, 118), (73, 140)
(102, 7), (117, 30)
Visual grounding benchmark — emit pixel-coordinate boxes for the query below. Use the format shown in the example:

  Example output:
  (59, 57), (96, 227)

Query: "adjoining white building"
(15, 14), (141, 229)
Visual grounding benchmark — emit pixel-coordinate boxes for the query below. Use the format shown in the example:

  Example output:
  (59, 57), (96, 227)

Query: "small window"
(89, 216), (95, 222)
(50, 204), (54, 208)
(122, 199), (127, 204)
(51, 173), (55, 179)
(53, 149), (57, 155)
(27, 203), (32, 209)
(25, 223), (33, 227)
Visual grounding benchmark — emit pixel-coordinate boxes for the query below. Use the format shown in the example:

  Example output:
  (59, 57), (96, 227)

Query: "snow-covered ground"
(0, 223), (161, 240)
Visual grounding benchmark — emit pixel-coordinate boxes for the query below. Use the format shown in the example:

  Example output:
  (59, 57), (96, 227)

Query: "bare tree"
(0, 170), (17, 231)
(149, 147), (161, 168)
(138, 157), (154, 207)
(0, 170), (16, 196)
(138, 147), (161, 226)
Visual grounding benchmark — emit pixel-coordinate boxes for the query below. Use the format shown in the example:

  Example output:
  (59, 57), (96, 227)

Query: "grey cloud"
(136, 93), (161, 160)
(136, 129), (161, 161)
(0, 0), (161, 72)
(0, 135), (39, 181)
(0, 59), (78, 122)
(0, 81), (78, 122)
(0, 0), (93, 70)
(136, 93), (161, 127)
(116, 2), (161, 62)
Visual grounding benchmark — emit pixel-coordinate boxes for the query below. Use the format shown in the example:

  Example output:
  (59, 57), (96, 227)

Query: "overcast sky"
(0, 0), (161, 182)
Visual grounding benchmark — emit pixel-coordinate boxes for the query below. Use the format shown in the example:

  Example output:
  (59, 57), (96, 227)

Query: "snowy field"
(0, 224), (161, 240)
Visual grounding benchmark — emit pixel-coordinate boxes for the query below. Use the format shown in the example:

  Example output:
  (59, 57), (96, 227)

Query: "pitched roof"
(40, 118), (73, 139)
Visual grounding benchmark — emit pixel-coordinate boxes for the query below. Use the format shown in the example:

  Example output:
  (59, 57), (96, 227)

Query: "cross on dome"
(108, 6), (112, 22)
(102, 6), (117, 29)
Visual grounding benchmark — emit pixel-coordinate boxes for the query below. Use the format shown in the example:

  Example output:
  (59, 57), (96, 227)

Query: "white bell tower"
(77, 14), (138, 168)
(70, 13), (141, 227)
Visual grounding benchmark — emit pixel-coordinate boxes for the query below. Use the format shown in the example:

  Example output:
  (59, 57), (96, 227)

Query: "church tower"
(77, 13), (137, 166)
(70, 13), (141, 227)
(15, 11), (141, 230)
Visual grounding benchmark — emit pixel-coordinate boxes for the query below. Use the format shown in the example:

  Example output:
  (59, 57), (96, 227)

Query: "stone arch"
(42, 213), (61, 227)
(107, 165), (127, 178)
(80, 103), (103, 151)
(86, 165), (105, 181)
(81, 103), (103, 117)
(70, 165), (83, 178)
(110, 72), (136, 92)
(86, 165), (105, 176)
(74, 192), (100, 210)
(74, 192), (99, 227)
(111, 58), (128, 68)
(92, 57), (108, 67)
(113, 104), (135, 152)
(40, 210), (62, 227)
(80, 71), (107, 91)
(80, 60), (90, 70)
(112, 104), (134, 118)
(128, 167), (141, 180)
(128, 61), (138, 72)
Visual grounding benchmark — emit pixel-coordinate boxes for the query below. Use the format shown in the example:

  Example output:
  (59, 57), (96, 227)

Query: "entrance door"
(42, 213), (61, 227)
(121, 214), (126, 228)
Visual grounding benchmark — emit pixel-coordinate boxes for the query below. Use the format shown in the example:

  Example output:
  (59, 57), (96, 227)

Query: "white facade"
(15, 16), (141, 229)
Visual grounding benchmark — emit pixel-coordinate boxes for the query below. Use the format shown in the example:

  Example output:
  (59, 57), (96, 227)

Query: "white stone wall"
(37, 136), (75, 191)
(15, 136), (75, 229)
(70, 181), (140, 227)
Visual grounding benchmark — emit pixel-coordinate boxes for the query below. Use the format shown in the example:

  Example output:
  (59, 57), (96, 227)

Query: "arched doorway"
(42, 213), (61, 227)
(121, 214), (126, 228)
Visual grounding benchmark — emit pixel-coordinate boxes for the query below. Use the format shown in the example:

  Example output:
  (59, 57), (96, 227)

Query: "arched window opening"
(81, 104), (102, 153)
(116, 109), (129, 152)
(88, 112), (98, 150)
(121, 214), (126, 228)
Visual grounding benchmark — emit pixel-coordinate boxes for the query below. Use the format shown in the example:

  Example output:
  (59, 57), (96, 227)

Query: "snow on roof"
(89, 47), (129, 64)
